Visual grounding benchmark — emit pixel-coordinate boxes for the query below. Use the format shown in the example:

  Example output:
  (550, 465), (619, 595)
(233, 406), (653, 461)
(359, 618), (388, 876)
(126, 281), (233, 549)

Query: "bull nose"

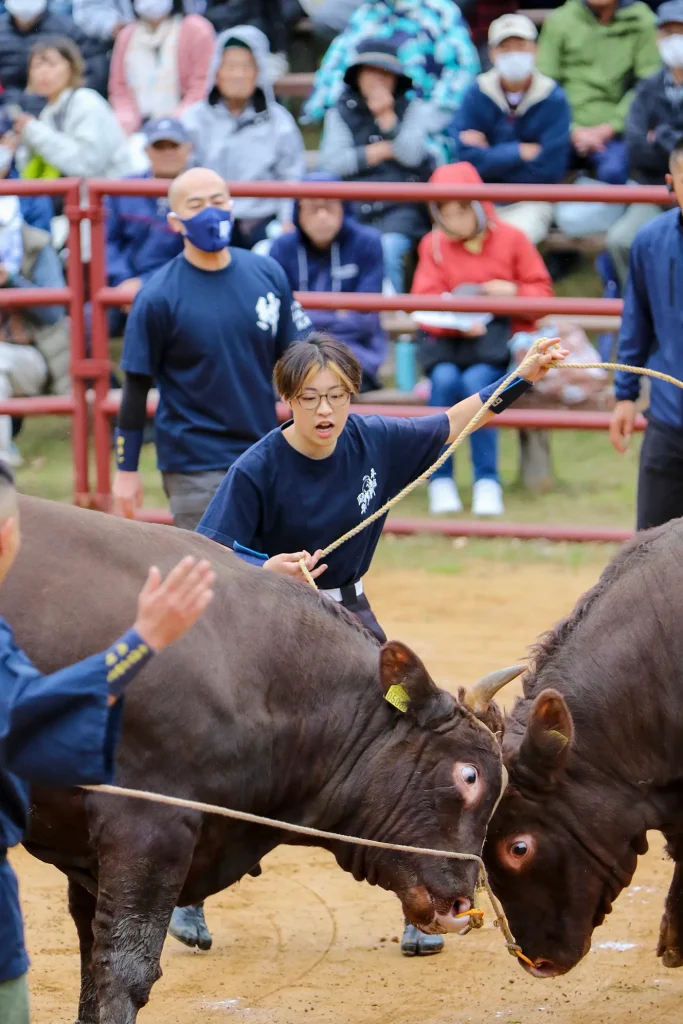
(524, 957), (564, 979)
(434, 897), (473, 935)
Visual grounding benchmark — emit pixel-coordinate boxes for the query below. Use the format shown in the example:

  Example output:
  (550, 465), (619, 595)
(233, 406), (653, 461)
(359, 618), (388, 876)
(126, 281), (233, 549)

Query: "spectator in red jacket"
(411, 161), (553, 517)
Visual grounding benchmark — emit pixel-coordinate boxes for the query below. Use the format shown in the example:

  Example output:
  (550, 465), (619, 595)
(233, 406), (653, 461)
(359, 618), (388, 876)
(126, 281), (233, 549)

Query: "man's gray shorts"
(162, 470), (227, 531)
(0, 975), (30, 1024)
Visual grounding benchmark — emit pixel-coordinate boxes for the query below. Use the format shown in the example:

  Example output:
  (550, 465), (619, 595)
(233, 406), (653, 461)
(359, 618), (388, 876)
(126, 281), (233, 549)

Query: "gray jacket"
(181, 25), (306, 222)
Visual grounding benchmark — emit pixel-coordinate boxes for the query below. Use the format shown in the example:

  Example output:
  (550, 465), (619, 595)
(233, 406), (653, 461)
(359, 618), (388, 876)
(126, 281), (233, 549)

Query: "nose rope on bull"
(292, 339), (683, 967)
(80, 781), (531, 964)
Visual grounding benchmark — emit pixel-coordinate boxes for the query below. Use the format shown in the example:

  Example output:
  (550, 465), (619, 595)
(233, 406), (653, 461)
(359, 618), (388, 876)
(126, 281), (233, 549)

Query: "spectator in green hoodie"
(537, 0), (660, 238)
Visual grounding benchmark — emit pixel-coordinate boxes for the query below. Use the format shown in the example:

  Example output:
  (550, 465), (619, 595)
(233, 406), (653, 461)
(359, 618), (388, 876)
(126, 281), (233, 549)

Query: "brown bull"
(9, 496), (512, 1023)
(481, 521), (683, 977)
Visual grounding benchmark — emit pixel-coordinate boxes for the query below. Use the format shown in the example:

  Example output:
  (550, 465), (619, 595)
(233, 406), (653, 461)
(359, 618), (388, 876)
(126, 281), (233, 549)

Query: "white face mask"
(659, 35), (683, 69)
(133, 0), (173, 20)
(5, 0), (47, 21)
(494, 50), (535, 84)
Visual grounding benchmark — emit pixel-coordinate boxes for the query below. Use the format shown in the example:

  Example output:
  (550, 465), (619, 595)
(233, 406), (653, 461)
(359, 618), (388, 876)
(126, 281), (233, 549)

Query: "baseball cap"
(143, 118), (191, 146)
(657, 0), (683, 26)
(488, 13), (538, 47)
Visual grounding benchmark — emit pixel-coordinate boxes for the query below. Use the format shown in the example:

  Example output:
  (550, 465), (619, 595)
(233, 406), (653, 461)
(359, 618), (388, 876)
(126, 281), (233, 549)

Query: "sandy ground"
(14, 560), (683, 1024)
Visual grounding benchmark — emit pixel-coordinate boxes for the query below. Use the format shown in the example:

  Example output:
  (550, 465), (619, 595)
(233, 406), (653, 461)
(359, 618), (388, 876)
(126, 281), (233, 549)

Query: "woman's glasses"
(295, 389), (351, 411)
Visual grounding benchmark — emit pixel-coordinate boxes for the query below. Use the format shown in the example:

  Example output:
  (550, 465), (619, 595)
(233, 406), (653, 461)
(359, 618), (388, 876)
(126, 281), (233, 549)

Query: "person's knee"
(462, 363), (499, 395)
(429, 362), (461, 402)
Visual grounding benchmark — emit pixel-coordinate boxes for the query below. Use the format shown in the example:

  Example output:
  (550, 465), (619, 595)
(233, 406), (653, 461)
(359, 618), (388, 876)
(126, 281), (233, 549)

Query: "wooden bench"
(274, 72), (315, 99)
(380, 311), (621, 337)
(518, 9), (552, 25)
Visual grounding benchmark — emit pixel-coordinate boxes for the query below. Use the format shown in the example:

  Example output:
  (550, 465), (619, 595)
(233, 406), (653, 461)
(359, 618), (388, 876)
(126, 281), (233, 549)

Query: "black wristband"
(479, 375), (533, 414)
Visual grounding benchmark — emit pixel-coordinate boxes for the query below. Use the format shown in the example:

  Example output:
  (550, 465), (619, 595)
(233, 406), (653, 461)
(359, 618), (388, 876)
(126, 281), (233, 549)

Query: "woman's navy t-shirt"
(197, 412), (450, 589)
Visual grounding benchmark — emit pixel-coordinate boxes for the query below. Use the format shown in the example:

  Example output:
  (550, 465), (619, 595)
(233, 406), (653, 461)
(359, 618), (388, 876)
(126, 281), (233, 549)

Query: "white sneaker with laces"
(472, 479), (504, 517)
(428, 478), (463, 515)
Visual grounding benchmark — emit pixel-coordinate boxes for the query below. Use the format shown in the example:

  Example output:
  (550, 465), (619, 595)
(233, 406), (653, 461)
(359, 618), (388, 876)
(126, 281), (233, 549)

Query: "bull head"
(463, 665), (525, 715)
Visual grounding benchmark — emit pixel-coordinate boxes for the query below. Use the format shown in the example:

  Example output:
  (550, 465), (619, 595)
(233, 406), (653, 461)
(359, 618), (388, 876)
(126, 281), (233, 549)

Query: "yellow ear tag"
(385, 684), (410, 713)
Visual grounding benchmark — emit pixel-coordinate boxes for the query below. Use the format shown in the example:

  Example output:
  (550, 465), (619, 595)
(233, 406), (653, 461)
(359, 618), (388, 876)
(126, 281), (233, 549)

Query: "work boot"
(400, 919), (445, 957)
(168, 902), (212, 950)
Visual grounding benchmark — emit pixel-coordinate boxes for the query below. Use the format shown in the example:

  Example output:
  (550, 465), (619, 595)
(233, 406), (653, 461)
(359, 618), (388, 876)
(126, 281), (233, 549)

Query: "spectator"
(411, 161), (553, 517)
(270, 172), (388, 392)
(607, 0), (683, 287)
(108, 0), (214, 135)
(0, 0), (109, 112)
(610, 141), (683, 530)
(538, 0), (661, 238)
(0, 110), (54, 231)
(302, 0), (480, 165)
(318, 40), (432, 293)
(0, 203), (71, 464)
(72, 0), (203, 41)
(203, 1), (289, 78)
(103, 117), (191, 340)
(13, 37), (133, 179)
(112, 166), (311, 537)
(453, 13), (571, 245)
(182, 26), (305, 249)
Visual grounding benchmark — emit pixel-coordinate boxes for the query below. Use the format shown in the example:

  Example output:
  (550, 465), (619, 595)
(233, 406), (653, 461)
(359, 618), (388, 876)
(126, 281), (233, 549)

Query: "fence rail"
(2, 176), (646, 541)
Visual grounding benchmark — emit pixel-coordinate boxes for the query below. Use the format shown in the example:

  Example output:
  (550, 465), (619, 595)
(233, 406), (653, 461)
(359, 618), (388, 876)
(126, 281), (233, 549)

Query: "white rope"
(80, 783), (482, 864)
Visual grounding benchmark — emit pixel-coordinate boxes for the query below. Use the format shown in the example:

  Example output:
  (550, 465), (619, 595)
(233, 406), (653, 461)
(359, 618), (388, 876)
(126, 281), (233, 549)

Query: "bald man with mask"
(113, 168), (312, 529)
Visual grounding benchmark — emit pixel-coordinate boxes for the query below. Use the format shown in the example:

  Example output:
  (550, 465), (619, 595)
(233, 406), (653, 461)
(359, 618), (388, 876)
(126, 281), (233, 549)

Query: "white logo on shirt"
(357, 468), (377, 515)
(256, 292), (281, 334)
(292, 299), (312, 332)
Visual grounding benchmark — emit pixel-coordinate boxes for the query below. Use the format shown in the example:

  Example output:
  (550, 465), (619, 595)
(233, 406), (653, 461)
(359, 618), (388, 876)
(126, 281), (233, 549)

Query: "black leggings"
(637, 419), (683, 531)
(340, 588), (387, 644)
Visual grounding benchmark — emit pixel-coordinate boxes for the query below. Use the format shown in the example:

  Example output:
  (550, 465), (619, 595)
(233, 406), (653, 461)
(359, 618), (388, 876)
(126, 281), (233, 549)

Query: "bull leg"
(657, 844), (683, 968)
(67, 879), (98, 1024)
(89, 806), (198, 1023)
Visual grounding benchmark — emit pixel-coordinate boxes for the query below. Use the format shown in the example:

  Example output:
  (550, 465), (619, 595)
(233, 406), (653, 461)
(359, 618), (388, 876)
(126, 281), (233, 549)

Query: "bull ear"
(518, 689), (573, 785)
(379, 641), (455, 727)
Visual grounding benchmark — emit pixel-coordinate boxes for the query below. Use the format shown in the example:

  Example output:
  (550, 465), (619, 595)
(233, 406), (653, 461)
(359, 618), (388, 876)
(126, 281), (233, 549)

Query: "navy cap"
(143, 117), (191, 146)
(657, 0), (683, 26)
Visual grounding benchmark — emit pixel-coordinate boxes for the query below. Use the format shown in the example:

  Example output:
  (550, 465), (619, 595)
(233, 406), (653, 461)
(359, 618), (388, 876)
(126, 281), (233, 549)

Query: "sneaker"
(0, 442), (23, 468)
(428, 478), (463, 515)
(472, 479), (504, 517)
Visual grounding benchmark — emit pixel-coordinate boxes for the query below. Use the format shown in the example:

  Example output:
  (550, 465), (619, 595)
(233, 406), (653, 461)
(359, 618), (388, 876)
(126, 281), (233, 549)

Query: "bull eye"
(460, 764), (478, 785)
(511, 840), (528, 858)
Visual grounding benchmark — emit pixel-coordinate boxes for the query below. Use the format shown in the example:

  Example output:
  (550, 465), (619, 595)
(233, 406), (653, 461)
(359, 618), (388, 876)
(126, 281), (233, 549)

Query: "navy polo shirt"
(197, 412), (450, 589)
(121, 249), (312, 474)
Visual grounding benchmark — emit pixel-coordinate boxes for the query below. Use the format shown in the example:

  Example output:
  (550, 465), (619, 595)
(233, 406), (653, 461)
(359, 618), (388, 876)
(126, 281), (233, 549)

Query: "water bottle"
(395, 334), (417, 393)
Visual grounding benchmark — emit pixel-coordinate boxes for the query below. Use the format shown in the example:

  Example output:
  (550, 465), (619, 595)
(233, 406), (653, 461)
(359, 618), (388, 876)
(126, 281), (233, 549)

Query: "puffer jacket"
(18, 87), (133, 178)
(182, 25), (306, 222)
(0, 9), (110, 114)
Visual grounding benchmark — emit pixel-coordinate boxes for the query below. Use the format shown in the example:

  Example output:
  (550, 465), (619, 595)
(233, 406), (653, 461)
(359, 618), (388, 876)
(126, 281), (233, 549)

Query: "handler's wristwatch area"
(105, 628), (155, 698)
(479, 375), (533, 414)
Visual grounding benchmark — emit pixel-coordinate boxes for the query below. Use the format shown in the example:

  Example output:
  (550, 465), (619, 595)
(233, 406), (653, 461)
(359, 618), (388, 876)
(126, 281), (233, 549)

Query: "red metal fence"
(6, 177), (666, 540)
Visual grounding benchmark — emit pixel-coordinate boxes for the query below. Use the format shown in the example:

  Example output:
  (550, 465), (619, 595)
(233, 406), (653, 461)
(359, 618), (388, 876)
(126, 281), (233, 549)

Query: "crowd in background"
(0, 0), (678, 515)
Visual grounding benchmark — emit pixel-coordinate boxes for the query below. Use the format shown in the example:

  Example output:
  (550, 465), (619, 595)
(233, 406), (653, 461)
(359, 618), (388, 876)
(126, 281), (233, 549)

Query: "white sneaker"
(428, 478), (463, 515)
(0, 442), (23, 468)
(472, 479), (504, 517)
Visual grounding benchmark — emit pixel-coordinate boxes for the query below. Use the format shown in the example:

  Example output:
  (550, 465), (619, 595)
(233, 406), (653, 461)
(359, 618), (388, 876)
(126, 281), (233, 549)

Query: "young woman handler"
(177, 332), (566, 960)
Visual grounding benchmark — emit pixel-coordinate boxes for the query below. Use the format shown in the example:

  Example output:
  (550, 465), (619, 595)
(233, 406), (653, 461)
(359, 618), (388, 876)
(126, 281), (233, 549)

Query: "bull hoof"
(168, 904), (213, 951)
(400, 922), (445, 957)
(660, 947), (683, 968)
(248, 863), (263, 878)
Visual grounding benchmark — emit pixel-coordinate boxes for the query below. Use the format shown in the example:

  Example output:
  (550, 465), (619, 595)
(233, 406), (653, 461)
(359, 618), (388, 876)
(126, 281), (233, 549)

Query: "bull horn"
(463, 665), (525, 714)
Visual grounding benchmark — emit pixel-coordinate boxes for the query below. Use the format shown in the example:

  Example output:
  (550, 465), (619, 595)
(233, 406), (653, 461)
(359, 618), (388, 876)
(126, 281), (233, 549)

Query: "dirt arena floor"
(14, 559), (683, 1023)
